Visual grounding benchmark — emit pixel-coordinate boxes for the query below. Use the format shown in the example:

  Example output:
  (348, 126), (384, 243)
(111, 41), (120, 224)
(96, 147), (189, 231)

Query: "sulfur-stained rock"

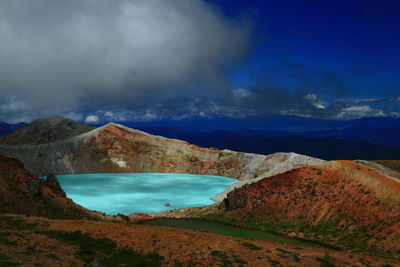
(0, 122), (324, 182)
(220, 160), (400, 253)
(45, 173), (67, 198)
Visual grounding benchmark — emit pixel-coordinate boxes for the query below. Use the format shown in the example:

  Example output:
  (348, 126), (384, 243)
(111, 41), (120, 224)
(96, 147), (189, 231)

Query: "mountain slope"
(0, 122), (324, 178)
(0, 117), (94, 145)
(0, 122), (28, 136)
(0, 154), (90, 219)
(120, 125), (400, 160)
(2, 214), (398, 267)
(217, 160), (400, 254)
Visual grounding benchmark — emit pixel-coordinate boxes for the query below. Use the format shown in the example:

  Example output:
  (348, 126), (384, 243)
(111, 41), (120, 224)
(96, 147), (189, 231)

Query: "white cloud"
(336, 105), (386, 119)
(312, 103), (326, 109)
(232, 88), (252, 99)
(390, 112), (400, 117)
(303, 94), (325, 109)
(304, 94), (317, 101)
(84, 115), (100, 123)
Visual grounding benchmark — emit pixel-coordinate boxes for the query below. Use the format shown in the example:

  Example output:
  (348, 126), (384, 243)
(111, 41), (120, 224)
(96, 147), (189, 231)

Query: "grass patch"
(0, 216), (38, 230)
(266, 256), (281, 266)
(0, 253), (20, 267)
(0, 232), (17, 246)
(45, 253), (59, 260)
(203, 214), (396, 259)
(39, 230), (163, 266)
(241, 242), (261, 250)
(292, 254), (301, 262)
(316, 253), (336, 267)
(210, 250), (227, 259)
(275, 248), (292, 254)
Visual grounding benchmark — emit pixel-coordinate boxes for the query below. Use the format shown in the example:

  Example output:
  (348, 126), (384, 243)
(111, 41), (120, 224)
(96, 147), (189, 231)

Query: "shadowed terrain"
(0, 118), (399, 265)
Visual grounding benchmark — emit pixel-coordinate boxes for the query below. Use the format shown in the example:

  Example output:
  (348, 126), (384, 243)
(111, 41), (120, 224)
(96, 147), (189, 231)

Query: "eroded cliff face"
(0, 123), (324, 180)
(220, 160), (400, 253)
(0, 154), (89, 219)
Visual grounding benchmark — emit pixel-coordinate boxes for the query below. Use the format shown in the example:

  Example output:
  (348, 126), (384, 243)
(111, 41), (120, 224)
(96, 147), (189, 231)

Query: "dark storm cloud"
(0, 0), (250, 122)
(84, 61), (362, 122)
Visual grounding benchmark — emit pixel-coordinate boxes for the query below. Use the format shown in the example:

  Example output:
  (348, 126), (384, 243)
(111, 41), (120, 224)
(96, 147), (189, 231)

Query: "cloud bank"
(0, 0), (249, 121)
(0, 1), (398, 123)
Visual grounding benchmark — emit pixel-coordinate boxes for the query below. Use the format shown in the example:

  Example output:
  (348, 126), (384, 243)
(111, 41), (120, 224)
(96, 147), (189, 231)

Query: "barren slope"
(0, 154), (90, 219)
(371, 160), (400, 174)
(217, 160), (400, 255)
(0, 122), (324, 179)
(0, 214), (398, 267)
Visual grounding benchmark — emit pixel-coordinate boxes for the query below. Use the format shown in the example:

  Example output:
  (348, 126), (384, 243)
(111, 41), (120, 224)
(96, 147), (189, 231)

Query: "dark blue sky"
(0, 0), (399, 123)
(212, 0), (400, 98)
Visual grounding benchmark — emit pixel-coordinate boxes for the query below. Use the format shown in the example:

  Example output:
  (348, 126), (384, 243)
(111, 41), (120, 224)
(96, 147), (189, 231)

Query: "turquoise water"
(55, 173), (236, 215)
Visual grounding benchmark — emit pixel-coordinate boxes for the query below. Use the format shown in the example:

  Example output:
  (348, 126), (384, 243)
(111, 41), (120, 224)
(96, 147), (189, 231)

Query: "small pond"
(143, 218), (326, 248)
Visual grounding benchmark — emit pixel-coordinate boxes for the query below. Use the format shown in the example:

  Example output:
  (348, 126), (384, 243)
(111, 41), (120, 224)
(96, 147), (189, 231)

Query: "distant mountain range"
(1, 115), (400, 160)
(0, 117), (94, 145)
(0, 122), (28, 136)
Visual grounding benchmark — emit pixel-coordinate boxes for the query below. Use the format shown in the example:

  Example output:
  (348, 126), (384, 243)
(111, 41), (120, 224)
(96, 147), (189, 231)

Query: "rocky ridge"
(0, 122), (324, 183)
(0, 154), (89, 219)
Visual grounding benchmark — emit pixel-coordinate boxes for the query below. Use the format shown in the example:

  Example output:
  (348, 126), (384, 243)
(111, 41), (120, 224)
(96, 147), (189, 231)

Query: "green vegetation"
(45, 253), (59, 260)
(0, 232), (17, 246)
(316, 253), (336, 267)
(292, 253), (301, 262)
(266, 256), (281, 266)
(202, 213), (396, 259)
(210, 250), (227, 258)
(275, 248), (292, 254)
(144, 218), (321, 247)
(210, 250), (234, 266)
(0, 253), (20, 267)
(241, 242), (261, 250)
(0, 216), (38, 230)
(39, 230), (163, 266)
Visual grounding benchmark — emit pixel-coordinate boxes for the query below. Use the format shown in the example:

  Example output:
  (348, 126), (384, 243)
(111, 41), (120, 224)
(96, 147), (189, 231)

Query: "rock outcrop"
(0, 122), (324, 181)
(219, 160), (400, 253)
(0, 154), (89, 219)
(0, 154), (149, 222)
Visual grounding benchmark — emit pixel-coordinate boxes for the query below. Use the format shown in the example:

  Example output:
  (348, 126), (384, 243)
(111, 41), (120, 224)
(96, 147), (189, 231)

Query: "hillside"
(1, 144), (398, 266)
(118, 125), (400, 160)
(1, 215), (398, 267)
(214, 160), (400, 255)
(372, 160), (400, 173)
(0, 119), (399, 264)
(0, 117), (94, 145)
(0, 121), (324, 178)
(0, 154), (90, 219)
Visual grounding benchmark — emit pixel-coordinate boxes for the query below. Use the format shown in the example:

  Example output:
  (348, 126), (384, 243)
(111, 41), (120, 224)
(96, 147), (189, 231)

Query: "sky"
(0, 0), (399, 124)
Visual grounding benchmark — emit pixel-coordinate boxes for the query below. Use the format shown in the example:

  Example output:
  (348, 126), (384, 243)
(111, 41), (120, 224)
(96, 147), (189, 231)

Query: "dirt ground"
(0, 214), (399, 267)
